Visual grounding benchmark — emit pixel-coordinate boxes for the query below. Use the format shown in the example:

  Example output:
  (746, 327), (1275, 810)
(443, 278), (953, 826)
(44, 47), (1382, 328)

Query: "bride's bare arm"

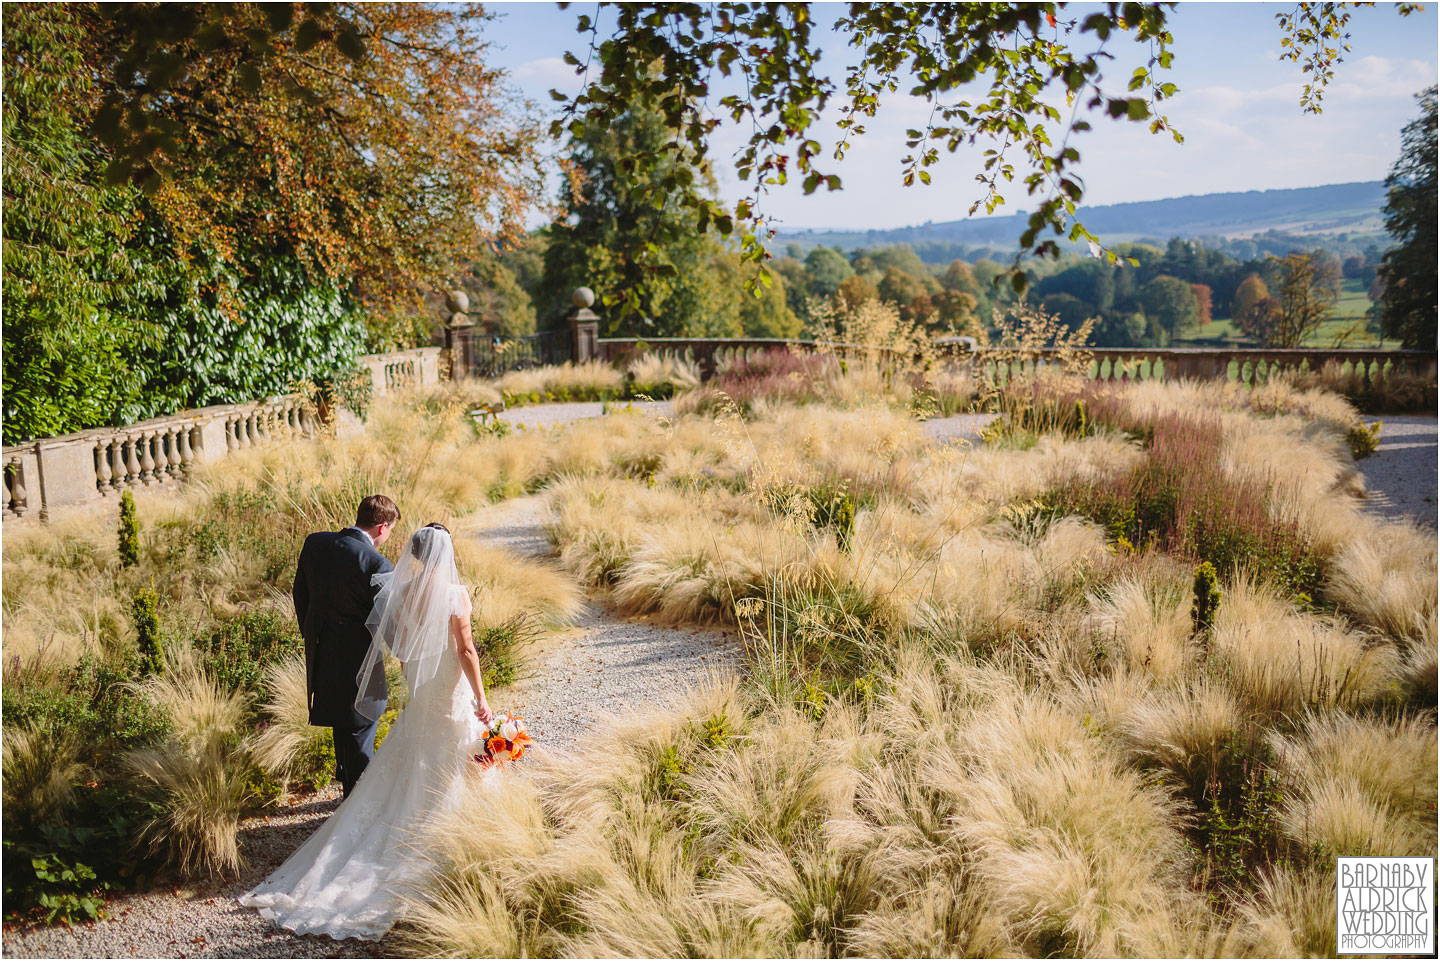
(451, 614), (493, 725)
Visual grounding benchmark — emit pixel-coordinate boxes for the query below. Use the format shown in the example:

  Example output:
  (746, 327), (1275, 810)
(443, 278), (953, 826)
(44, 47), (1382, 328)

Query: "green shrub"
(132, 590), (163, 675)
(310, 366), (372, 424)
(191, 607), (303, 720)
(1, 658), (170, 760)
(474, 614), (540, 689)
(118, 491), (139, 568)
(2, 785), (151, 925)
(1193, 734), (1284, 894)
(807, 484), (857, 552)
(1191, 561), (1222, 639)
(1345, 420), (1382, 459)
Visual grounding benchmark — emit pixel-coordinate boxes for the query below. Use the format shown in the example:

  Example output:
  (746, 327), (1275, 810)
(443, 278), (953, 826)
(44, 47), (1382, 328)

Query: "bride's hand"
(475, 701), (494, 725)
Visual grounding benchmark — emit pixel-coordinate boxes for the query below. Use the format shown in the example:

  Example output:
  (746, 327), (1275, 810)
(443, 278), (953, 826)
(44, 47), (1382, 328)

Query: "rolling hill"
(775, 180), (1388, 255)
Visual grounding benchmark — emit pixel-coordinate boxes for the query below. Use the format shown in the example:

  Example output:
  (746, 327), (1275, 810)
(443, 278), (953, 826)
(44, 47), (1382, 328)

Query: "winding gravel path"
(1354, 413), (1437, 529)
(461, 495), (742, 758)
(497, 399), (671, 431)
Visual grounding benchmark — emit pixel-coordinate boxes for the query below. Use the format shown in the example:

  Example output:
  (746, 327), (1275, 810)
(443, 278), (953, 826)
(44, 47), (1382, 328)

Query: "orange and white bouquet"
(473, 712), (531, 767)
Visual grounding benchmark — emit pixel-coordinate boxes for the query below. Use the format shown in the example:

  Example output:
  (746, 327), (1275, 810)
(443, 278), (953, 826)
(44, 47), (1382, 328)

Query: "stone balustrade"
(3, 395), (317, 523)
(597, 338), (1435, 388)
(358, 347), (442, 397)
(964, 346), (1436, 389)
(4, 348), (443, 524)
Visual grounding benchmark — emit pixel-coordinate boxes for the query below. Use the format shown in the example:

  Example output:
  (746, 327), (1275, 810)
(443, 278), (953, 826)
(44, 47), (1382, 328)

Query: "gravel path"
(921, 412), (998, 445)
(1354, 414), (1437, 530)
(497, 399), (671, 431)
(464, 496), (742, 757)
(2, 785), (390, 960)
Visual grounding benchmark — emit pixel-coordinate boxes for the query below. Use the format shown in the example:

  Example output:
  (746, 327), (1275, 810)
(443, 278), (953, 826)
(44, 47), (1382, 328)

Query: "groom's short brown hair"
(356, 494), (400, 528)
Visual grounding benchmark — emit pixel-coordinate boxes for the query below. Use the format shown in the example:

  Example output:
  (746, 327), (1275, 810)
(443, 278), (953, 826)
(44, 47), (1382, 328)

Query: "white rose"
(500, 720), (519, 741)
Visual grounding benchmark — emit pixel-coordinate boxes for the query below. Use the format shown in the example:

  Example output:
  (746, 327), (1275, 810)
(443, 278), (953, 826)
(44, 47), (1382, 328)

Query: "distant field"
(1176, 278), (1383, 349)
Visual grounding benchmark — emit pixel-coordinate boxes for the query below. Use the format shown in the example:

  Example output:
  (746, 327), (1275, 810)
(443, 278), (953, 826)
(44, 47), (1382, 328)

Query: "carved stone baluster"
(166, 426), (183, 477)
(101, 438), (119, 492)
(246, 411), (259, 446)
(139, 431), (157, 484)
(152, 431), (167, 483)
(178, 426), (194, 470)
(3, 460), (14, 515)
(93, 438), (112, 494)
(123, 435), (141, 486)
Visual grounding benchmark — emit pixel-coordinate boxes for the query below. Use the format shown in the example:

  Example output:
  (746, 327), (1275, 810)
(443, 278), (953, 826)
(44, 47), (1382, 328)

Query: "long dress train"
(239, 587), (479, 941)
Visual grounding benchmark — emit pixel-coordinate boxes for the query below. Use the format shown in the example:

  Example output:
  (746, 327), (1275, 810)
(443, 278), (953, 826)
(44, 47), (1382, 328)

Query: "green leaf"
(294, 19), (323, 52)
(265, 4), (294, 32)
(335, 25), (366, 61)
(237, 61), (263, 93)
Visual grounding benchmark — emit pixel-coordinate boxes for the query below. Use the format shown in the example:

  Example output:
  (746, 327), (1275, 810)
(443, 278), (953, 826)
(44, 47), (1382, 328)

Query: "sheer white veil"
(355, 525), (460, 722)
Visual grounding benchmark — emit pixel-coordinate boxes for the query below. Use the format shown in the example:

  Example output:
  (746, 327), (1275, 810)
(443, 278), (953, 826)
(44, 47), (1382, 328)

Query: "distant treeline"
(461, 232), (1384, 351)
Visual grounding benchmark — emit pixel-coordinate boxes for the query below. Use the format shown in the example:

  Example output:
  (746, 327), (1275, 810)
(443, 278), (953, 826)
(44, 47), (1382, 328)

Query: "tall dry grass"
(122, 648), (254, 878)
(495, 359), (624, 401)
(398, 370), (1435, 958)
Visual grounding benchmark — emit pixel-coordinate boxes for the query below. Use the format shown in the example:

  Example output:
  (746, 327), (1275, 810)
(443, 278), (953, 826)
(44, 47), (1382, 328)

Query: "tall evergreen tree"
(1378, 87), (1437, 351)
(542, 81), (734, 336)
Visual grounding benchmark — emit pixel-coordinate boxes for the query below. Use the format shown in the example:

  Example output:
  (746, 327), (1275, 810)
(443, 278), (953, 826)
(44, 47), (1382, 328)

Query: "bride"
(240, 522), (495, 940)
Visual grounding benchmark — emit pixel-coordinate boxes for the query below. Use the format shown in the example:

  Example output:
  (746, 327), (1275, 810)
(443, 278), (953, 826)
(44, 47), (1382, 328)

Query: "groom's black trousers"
(333, 712), (383, 798)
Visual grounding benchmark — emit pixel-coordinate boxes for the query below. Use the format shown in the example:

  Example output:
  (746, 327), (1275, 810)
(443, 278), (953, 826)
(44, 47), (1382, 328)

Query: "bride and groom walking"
(239, 495), (498, 940)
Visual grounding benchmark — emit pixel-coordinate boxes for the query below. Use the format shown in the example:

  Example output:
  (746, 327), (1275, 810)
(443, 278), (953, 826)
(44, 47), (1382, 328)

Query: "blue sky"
(482, 2), (1438, 231)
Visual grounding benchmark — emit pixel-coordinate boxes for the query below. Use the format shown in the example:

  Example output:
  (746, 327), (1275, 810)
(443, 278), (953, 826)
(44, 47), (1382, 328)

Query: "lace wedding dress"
(240, 578), (483, 940)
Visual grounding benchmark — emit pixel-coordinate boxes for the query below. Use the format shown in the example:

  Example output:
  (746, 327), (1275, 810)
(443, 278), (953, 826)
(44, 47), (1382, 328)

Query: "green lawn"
(1175, 277), (1385, 349)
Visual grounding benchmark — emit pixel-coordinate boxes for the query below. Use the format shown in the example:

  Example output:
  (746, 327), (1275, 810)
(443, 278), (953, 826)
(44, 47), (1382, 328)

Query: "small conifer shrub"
(133, 589), (163, 674)
(118, 490), (140, 567)
(1345, 420), (1382, 459)
(1191, 561), (1222, 638)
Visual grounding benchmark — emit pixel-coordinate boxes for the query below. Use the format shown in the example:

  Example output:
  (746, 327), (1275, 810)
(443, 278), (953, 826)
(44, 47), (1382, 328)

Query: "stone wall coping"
(2, 395), (305, 457)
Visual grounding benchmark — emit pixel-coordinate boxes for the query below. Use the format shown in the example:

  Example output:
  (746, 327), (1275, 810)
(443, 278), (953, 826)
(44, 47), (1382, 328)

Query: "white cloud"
(512, 56), (595, 92)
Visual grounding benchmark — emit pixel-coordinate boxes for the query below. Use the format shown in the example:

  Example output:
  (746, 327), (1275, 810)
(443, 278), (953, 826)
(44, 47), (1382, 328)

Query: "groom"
(293, 494), (400, 797)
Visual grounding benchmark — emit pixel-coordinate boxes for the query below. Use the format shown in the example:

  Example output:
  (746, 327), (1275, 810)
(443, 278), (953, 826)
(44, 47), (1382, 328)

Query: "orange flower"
(510, 743), (527, 761)
(486, 735), (507, 755)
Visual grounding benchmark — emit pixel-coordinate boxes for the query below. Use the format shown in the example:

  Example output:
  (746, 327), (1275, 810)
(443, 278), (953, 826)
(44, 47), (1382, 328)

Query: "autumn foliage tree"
(1231, 275), (1270, 325)
(1190, 283), (1213, 326)
(1237, 252), (1339, 347)
(2, 2), (546, 441)
(78, 2), (547, 315)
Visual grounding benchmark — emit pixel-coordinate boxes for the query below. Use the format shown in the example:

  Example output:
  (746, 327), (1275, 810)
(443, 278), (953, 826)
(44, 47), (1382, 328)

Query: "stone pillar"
(443, 289), (475, 381)
(567, 287), (600, 364)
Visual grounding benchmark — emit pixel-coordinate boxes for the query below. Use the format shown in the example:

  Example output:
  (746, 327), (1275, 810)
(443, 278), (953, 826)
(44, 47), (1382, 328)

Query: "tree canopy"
(2, 2), (547, 442)
(553, 2), (1419, 289)
(1378, 86), (1437, 351)
(542, 80), (747, 336)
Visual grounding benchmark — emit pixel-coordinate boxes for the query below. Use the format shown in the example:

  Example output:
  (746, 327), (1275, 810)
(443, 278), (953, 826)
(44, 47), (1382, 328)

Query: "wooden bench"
(468, 401), (506, 427)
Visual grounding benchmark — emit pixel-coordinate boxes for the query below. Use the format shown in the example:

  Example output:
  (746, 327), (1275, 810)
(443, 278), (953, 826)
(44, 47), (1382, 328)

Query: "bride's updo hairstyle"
(355, 521), (461, 721)
(411, 522), (450, 558)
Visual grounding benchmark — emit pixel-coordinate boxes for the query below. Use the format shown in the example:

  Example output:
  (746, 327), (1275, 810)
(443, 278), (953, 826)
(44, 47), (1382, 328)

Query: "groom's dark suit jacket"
(293, 528), (392, 728)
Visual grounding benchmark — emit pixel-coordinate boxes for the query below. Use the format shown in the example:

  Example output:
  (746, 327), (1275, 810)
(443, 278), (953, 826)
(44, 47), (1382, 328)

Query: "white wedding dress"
(239, 583), (483, 941)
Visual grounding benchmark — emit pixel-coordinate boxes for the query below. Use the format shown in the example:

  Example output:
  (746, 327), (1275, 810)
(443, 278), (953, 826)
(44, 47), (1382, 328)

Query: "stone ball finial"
(572, 287), (595, 309)
(445, 289), (469, 315)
